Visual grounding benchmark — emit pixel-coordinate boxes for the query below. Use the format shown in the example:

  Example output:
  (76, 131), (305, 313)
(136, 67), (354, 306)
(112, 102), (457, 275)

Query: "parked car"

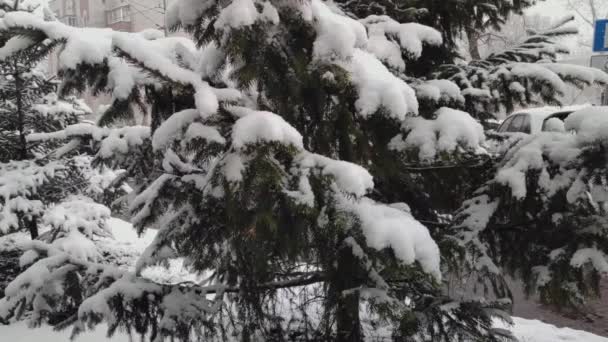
(486, 105), (593, 158)
(495, 105), (592, 135)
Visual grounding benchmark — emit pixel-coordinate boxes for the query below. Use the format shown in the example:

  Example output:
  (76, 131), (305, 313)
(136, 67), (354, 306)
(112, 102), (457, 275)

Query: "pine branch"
(113, 45), (195, 91)
(186, 272), (327, 294)
(401, 157), (492, 171)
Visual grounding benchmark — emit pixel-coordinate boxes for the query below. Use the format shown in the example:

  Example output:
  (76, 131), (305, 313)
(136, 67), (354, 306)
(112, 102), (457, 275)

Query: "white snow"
(508, 63), (568, 96)
(51, 230), (100, 261)
(360, 15), (442, 69)
(107, 58), (137, 100)
(570, 248), (608, 274)
(1, 314), (605, 342)
(194, 42), (226, 79)
(414, 80), (465, 105)
(42, 196), (111, 238)
(494, 132), (580, 199)
(1, 215), (607, 341)
(497, 317), (608, 342)
(166, 0), (215, 28)
(152, 109), (200, 151)
(341, 49), (418, 120)
(0, 36), (35, 61)
(97, 126), (150, 158)
(541, 63), (608, 86)
(341, 196), (441, 279)
(297, 153), (374, 197)
(231, 110), (304, 150)
(461, 87), (492, 99)
(130, 174), (174, 227)
(0, 161), (63, 233)
(389, 107), (485, 160)
(564, 106), (608, 144)
(0, 322), (130, 342)
(214, 0), (278, 30)
(222, 153), (247, 183)
(215, 0), (258, 29)
(137, 28), (165, 40)
(284, 172), (315, 207)
(0, 11), (113, 69)
(33, 93), (92, 117)
(184, 122), (225, 145)
(309, 0), (367, 61)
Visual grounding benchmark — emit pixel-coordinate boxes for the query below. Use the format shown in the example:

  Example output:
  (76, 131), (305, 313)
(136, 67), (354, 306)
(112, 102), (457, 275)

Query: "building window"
(107, 5), (131, 24)
(65, 0), (75, 15)
(66, 15), (78, 26)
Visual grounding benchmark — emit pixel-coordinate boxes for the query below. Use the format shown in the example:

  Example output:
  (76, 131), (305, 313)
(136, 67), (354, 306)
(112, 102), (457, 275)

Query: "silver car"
(495, 106), (591, 134)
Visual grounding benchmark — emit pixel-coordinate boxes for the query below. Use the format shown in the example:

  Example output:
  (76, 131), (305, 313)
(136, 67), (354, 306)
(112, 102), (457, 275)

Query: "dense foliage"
(0, 0), (607, 341)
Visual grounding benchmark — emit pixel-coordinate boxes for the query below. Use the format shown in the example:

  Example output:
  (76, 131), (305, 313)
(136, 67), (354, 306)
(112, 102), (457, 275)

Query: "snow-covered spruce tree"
(447, 106), (608, 314)
(0, 2), (126, 300)
(1, 1), (607, 342)
(0, 1), (510, 341)
(0, 67), (92, 239)
(336, 0), (537, 68)
(0, 75), (92, 240)
(435, 15), (608, 123)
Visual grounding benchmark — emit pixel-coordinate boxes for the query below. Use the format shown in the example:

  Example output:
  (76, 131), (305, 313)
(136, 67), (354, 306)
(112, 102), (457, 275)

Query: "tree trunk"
(466, 26), (482, 60)
(334, 246), (362, 342)
(26, 217), (38, 240)
(14, 66), (27, 161)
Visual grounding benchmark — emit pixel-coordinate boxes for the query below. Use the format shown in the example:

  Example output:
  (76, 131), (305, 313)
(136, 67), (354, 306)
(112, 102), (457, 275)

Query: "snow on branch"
(389, 107), (486, 161)
(27, 123), (150, 159)
(0, 240), (225, 338)
(339, 49), (419, 120)
(0, 160), (63, 233)
(451, 107), (608, 309)
(361, 14), (442, 70)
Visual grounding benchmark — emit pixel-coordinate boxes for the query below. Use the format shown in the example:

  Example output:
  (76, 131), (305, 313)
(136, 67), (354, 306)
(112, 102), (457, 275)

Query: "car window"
(497, 116), (514, 133)
(541, 111), (574, 131)
(507, 114), (525, 132)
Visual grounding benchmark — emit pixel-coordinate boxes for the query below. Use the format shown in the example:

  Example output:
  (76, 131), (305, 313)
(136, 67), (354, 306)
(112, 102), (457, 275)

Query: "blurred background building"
(45, 0), (168, 116)
(47, 0), (166, 32)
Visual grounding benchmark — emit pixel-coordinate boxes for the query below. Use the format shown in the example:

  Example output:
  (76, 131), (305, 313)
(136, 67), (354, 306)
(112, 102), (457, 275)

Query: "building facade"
(47, 0), (165, 32)
(46, 0), (168, 116)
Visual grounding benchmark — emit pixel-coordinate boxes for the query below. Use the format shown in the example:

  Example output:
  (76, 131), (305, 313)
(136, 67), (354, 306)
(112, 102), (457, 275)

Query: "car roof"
(543, 110), (575, 121)
(510, 104), (591, 118)
(509, 105), (592, 132)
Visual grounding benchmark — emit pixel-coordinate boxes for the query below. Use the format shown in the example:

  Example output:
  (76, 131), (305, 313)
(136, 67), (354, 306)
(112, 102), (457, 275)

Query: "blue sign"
(594, 20), (608, 52)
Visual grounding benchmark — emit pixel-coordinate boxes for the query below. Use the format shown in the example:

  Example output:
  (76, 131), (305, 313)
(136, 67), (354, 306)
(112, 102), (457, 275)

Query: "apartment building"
(46, 0), (168, 114)
(104, 0), (165, 32)
(47, 0), (166, 32)
(48, 0), (105, 28)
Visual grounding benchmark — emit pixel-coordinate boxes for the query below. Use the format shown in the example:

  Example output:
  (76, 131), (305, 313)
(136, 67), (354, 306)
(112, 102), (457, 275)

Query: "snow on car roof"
(510, 104), (593, 133)
(511, 104), (592, 117)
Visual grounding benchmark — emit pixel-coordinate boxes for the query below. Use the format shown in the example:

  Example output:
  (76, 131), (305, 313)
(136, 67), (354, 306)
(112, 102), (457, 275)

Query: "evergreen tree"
(447, 106), (608, 314)
(435, 15), (607, 123)
(0, 0), (123, 292)
(0, 1), (606, 341)
(0, 65), (92, 238)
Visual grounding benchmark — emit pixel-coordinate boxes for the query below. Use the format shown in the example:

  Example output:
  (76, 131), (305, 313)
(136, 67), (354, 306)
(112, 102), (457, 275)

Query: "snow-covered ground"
(1, 316), (606, 342)
(1, 217), (607, 341)
(502, 317), (608, 342)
